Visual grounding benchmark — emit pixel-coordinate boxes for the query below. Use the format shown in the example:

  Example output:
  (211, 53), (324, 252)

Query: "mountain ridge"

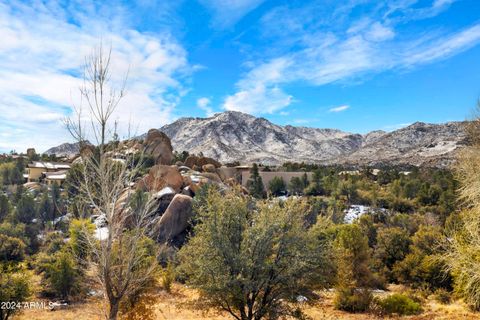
(46, 111), (468, 167)
(156, 111), (467, 167)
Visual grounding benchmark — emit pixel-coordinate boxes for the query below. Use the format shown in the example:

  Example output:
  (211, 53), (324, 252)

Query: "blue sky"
(0, 0), (480, 152)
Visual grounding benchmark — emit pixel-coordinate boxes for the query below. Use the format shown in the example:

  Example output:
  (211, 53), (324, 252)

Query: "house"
(43, 171), (69, 186)
(24, 161), (71, 184)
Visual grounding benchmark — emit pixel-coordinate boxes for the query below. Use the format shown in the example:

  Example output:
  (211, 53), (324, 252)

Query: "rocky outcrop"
(156, 194), (193, 244)
(137, 165), (183, 193)
(202, 164), (216, 173)
(184, 155), (221, 169)
(80, 144), (95, 158)
(45, 141), (92, 157)
(143, 129), (174, 165)
(26, 148), (36, 158)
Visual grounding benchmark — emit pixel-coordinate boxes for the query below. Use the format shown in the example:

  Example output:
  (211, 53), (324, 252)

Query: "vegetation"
(333, 224), (376, 312)
(0, 270), (31, 320)
(246, 163), (265, 198)
(179, 188), (333, 320)
(0, 100), (474, 320)
(444, 108), (480, 310)
(376, 293), (422, 315)
(0, 151), (462, 319)
(267, 176), (286, 196)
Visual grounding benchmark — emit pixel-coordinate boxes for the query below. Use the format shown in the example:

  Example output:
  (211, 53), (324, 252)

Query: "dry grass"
(13, 283), (480, 320)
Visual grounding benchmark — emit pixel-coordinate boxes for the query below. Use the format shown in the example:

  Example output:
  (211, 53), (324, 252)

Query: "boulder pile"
(86, 129), (244, 248)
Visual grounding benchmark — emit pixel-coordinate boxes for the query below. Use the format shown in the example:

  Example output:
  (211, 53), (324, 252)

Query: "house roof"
(44, 170), (68, 180)
(28, 161), (71, 170)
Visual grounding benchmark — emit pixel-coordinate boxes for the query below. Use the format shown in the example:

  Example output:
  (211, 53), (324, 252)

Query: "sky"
(1, 0), (480, 153)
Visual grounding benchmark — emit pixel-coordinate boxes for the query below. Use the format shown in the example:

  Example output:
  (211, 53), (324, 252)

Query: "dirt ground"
(13, 283), (480, 320)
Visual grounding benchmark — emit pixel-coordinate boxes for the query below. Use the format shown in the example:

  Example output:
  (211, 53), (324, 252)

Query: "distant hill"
(44, 141), (87, 157)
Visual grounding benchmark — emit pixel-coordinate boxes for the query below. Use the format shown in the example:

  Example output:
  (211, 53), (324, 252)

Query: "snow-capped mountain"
(155, 111), (467, 167)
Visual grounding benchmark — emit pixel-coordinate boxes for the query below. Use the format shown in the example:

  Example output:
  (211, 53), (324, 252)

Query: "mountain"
(342, 121), (467, 167)
(44, 141), (85, 157)
(156, 111), (468, 167)
(47, 111), (466, 167)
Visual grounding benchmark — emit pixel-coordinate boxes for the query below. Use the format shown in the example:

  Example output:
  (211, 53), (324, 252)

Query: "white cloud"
(224, 85), (292, 114)
(224, 1), (480, 116)
(0, 0), (191, 152)
(402, 24), (480, 66)
(198, 0), (265, 28)
(223, 58), (294, 114)
(196, 97), (215, 117)
(365, 22), (395, 42)
(329, 105), (350, 113)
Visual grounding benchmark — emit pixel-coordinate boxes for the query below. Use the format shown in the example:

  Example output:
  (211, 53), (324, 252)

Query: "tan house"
(25, 161), (71, 184)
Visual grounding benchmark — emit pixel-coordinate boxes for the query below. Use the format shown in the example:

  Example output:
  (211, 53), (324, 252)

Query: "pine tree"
(246, 163), (265, 198)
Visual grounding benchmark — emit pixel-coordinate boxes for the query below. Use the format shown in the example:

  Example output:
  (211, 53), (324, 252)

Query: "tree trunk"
(108, 299), (120, 320)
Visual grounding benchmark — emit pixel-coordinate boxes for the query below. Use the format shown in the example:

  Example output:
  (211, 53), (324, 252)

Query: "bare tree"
(65, 44), (159, 320)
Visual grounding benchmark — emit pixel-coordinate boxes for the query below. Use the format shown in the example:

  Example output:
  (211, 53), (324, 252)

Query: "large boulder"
(80, 144), (95, 158)
(152, 187), (176, 216)
(144, 129), (174, 165)
(137, 165), (183, 192)
(156, 194), (193, 243)
(26, 148), (36, 158)
(198, 172), (222, 183)
(184, 155), (221, 169)
(202, 164), (216, 173)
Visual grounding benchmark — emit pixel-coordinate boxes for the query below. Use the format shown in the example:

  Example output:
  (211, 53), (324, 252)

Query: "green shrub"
(161, 261), (175, 293)
(377, 293), (422, 315)
(334, 288), (373, 312)
(268, 176), (286, 196)
(47, 250), (81, 299)
(37, 249), (83, 299)
(68, 218), (94, 265)
(0, 270), (31, 320)
(0, 234), (26, 263)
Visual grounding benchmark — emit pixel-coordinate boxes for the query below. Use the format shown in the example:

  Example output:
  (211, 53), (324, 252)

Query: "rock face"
(137, 165), (183, 193)
(149, 111), (467, 168)
(143, 129), (174, 165)
(156, 194), (193, 244)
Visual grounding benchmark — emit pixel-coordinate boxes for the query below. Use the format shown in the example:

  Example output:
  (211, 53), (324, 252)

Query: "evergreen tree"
(289, 176), (304, 195)
(179, 189), (333, 320)
(15, 194), (37, 224)
(268, 176), (286, 196)
(50, 183), (62, 219)
(246, 163), (265, 198)
(38, 192), (54, 223)
(0, 194), (9, 222)
(334, 224), (375, 312)
(302, 172), (309, 188)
